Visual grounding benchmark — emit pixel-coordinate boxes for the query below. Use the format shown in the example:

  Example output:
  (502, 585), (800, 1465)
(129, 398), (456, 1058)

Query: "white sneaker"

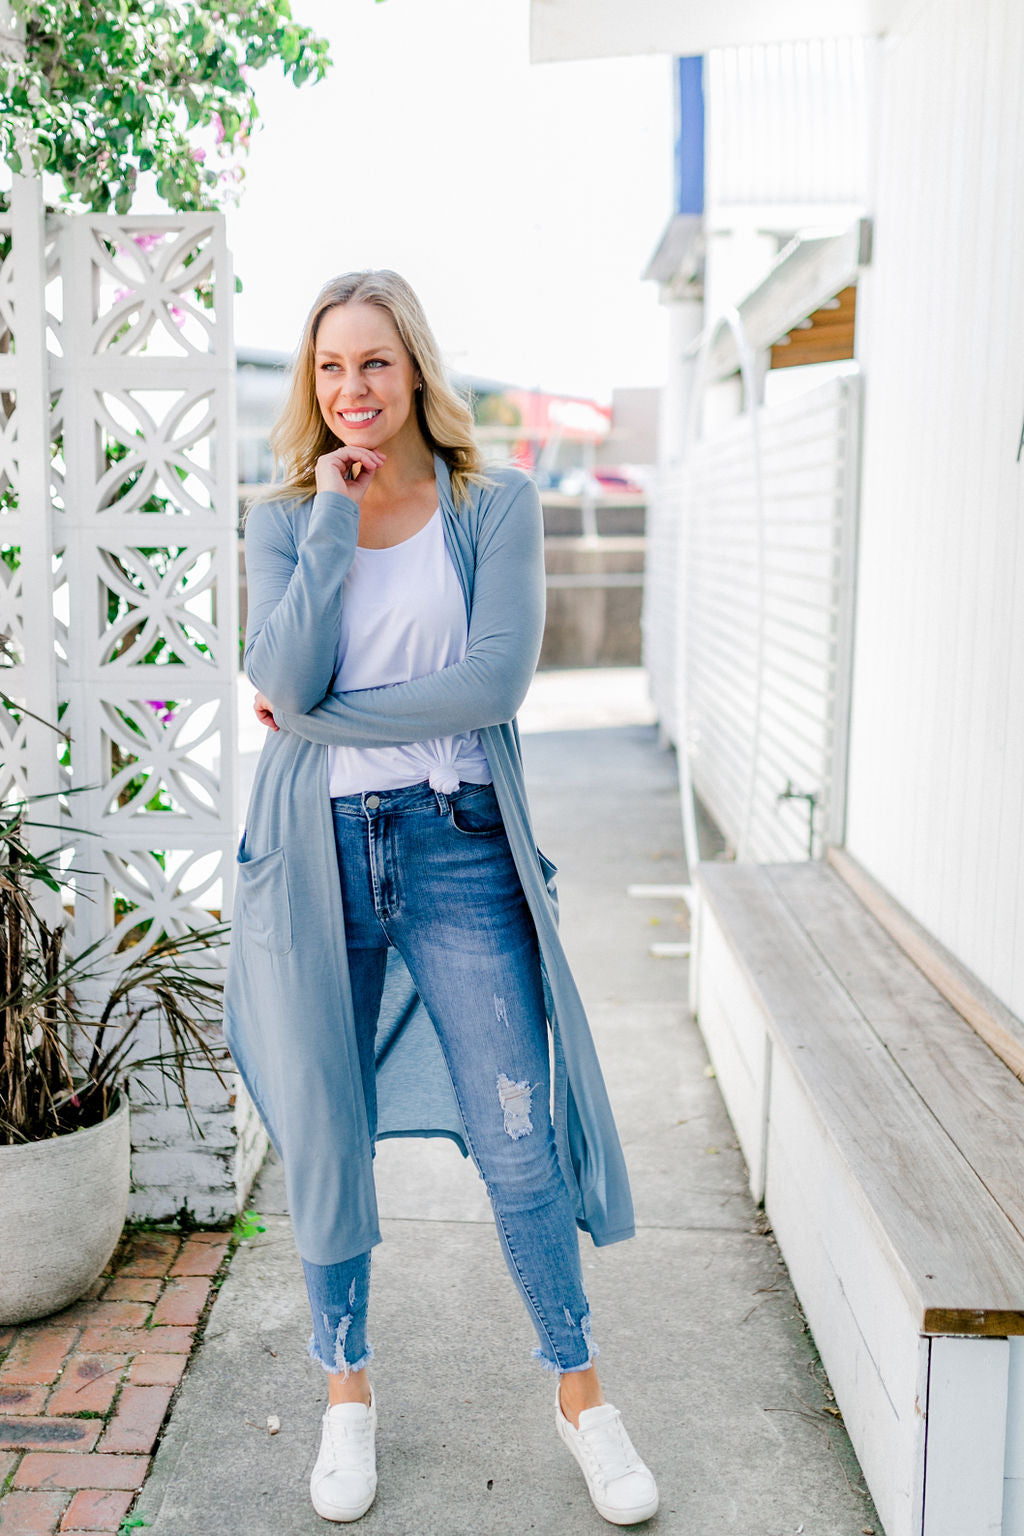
(310, 1389), (378, 1523)
(555, 1385), (659, 1526)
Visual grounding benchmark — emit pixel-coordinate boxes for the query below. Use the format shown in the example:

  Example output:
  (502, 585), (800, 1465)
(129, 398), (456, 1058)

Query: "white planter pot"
(0, 1091), (131, 1325)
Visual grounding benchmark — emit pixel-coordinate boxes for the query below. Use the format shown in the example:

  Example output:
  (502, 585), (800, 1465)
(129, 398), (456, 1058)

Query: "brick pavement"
(0, 1230), (231, 1535)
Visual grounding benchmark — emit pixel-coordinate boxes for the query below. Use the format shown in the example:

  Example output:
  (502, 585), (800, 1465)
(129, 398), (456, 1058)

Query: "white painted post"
(665, 292), (705, 879)
(642, 291), (702, 751)
(580, 437), (598, 542)
(686, 880), (702, 1016)
(1, 177), (61, 920)
(659, 295), (703, 470)
(827, 369), (863, 849)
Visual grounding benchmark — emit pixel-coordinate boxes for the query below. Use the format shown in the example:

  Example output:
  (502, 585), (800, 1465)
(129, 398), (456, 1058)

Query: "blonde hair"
(255, 270), (488, 511)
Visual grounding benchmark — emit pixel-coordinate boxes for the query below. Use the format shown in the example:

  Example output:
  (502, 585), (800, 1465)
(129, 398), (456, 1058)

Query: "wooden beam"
(771, 330), (856, 367)
(771, 285), (857, 368)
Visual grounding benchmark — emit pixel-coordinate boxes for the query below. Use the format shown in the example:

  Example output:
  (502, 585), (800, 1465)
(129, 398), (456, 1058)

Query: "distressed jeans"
(301, 779), (596, 1378)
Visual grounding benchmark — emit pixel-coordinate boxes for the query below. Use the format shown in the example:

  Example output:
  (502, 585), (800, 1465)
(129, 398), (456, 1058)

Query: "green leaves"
(2, 0), (334, 214)
(0, 785), (235, 1147)
(232, 1208), (267, 1241)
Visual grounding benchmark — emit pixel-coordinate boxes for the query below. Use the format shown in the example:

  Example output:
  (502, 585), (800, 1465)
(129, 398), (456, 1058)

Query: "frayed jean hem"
(531, 1312), (599, 1374)
(532, 1343), (600, 1374)
(307, 1333), (375, 1378)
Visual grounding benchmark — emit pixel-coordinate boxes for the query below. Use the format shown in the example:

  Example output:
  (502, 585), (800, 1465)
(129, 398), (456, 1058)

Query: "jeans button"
(365, 794), (380, 810)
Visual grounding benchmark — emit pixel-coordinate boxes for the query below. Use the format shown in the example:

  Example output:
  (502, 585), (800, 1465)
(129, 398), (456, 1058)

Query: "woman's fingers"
(315, 447), (386, 499)
(253, 692), (280, 731)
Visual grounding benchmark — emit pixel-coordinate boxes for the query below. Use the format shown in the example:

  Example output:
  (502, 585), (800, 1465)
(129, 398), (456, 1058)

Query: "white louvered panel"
(680, 374), (860, 861)
(707, 36), (876, 212)
(845, 0), (1024, 1022)
(705, 459), (848, 502)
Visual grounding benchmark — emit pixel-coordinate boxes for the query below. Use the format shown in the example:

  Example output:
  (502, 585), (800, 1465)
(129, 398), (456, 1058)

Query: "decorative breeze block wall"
(0, 177), (267, 1222)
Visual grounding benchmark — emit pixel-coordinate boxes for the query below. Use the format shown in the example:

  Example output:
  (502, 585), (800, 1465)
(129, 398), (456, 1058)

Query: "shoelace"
(322, 1410), (375, 1475)
(576, 1409), (641, 1485)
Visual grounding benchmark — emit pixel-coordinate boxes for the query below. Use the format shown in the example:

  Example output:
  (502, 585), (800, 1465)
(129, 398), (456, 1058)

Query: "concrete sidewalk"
(136, 671), (880, 1536)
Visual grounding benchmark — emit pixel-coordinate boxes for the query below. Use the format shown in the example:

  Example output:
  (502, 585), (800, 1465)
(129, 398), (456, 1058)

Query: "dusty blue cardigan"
(223, 454), (635, 1266)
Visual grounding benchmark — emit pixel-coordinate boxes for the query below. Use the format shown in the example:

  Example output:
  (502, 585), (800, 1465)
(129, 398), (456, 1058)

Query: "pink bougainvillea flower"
(145, 699), (176, 724)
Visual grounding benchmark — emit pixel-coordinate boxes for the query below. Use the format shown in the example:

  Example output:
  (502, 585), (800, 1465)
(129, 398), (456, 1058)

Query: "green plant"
(232, 1208), (266, 1241)
(0, 1), (332, 215)
(0, 794), (230, 1145)
(118, 1516), (153, 1533)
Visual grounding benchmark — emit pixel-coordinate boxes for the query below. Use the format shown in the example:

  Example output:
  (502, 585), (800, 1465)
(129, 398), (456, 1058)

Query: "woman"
(224, 270), (658, 1527)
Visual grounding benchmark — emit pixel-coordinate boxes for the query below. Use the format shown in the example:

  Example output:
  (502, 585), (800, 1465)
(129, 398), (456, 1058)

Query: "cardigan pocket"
(235, 840), (293, 955)
(537, 849), (560, 917)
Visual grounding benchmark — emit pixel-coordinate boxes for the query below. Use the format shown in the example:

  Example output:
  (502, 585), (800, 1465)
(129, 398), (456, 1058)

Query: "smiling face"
(313, 301), (424, 456)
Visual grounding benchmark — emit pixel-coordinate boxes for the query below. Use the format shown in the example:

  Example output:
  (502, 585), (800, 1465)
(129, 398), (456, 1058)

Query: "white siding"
(649, 374), (861, 861)
(706, 36), (877, 213)
(846, 0), (1024, 1018)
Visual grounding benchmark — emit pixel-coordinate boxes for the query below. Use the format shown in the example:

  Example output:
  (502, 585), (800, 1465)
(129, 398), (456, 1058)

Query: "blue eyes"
(319, 359), (387, 372)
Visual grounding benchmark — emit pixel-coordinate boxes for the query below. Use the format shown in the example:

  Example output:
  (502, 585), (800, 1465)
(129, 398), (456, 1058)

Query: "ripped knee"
(497, 1072), (534, 1139)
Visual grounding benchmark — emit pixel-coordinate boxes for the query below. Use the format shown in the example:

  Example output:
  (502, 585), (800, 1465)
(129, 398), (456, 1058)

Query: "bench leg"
(1001, 1339), (1024, 1533)
(687, 888), (702, 1019)
(924, 1336), (1008, 1534)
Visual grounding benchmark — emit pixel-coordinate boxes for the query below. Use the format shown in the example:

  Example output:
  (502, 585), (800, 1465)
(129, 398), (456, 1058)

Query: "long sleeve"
(242, 490), (360, 715)
(273, 477), (545, 748)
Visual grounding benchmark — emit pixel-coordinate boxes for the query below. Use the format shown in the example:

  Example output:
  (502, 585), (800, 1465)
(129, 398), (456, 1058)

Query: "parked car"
(557, 465), (646, 497)
(593, 465), (645, 494)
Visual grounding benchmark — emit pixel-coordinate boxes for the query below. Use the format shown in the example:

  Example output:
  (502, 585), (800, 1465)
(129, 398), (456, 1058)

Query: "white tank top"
(326, 508), (492, 796)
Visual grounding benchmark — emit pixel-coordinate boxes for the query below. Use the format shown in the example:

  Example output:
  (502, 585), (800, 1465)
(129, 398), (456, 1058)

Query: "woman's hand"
(254, 692), (279, 731)
(315, 447), (385, 503)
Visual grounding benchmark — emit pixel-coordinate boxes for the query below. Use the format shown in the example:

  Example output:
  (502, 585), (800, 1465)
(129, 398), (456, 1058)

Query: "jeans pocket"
(448, 783), (505, 838)
(235, 840), (293, 954)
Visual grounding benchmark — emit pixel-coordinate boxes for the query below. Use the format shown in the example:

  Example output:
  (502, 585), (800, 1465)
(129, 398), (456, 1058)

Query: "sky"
(224, 0), (674, 402)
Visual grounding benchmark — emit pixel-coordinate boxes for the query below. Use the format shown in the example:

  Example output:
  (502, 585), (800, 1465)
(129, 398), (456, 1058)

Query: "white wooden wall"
(845, 0), (1024, 1021)
(647, 373), (861, 861)
(0, 179), (265, 1219)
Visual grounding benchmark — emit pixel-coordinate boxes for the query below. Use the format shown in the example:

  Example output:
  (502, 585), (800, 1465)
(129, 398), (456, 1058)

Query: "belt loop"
(434, 788), (450, 816)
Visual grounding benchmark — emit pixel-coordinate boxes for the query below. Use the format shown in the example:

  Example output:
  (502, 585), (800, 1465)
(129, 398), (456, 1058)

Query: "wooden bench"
(692, 858), (1024, 1536)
